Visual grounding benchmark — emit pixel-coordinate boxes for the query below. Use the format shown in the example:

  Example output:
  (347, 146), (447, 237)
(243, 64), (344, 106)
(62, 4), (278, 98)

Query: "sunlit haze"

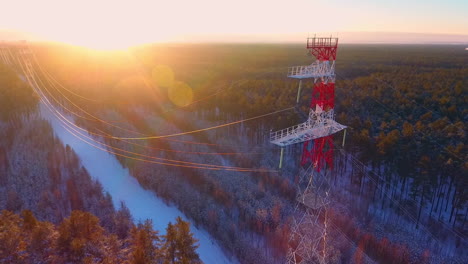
(0, 0), (467, 262)
(1, 0), (467, 49)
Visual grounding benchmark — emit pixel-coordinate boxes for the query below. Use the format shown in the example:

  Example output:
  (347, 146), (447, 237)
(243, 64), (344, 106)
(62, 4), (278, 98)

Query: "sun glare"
(61, 36), (142, 51)
(15, 0), (175, 50)
(2, 0), (467, 48)
(48, 20), (165, 51)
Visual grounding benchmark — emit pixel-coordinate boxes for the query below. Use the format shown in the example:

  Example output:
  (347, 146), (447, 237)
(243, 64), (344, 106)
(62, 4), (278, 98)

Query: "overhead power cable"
(28, 45), (281, 150)
(28, 47), (266, 153)
(17, 49), (279, 172)
(27, 45), (294, 143)
(112, 107), (295, 140)
(22, 53), (270, 170)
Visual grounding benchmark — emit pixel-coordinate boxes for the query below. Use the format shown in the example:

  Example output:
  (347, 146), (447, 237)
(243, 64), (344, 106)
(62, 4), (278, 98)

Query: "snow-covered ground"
(39, 103), (234, 264)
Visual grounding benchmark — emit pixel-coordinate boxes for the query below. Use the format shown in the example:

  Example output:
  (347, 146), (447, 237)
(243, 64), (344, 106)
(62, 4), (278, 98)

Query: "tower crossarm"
(287, 60), (335, 79)
(270, 106), (346, 147)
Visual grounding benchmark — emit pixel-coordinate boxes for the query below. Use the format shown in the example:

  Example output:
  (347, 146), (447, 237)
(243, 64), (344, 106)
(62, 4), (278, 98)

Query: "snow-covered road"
(40, 103), (234, 264)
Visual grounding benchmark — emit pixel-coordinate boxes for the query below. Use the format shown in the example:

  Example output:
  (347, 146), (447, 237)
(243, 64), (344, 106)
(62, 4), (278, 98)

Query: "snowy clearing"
(39, 103), (234, 264)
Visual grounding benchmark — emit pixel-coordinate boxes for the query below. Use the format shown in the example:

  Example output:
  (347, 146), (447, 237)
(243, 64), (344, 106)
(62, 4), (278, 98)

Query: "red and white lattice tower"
(271, 36), (345, 171)
(301, 37), (340, 171)
(270, 37), (346, 263)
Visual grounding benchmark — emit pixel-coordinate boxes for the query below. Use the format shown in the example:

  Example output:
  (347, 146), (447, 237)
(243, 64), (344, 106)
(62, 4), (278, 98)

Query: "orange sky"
(1, 0), (467, 49)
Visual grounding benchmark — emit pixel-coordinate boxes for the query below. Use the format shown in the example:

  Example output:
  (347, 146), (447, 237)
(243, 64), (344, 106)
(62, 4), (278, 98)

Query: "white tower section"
(270, 106), (346, 147)
(288, 60), (335, 80)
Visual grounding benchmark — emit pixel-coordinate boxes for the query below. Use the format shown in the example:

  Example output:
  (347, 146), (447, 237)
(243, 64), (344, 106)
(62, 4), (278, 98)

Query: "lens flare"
(168, 81), (193, 107)
(152, 65), (175, 88)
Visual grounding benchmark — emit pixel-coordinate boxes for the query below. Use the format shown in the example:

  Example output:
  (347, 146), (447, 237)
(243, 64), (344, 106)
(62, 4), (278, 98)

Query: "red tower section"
(300, 37), (338, 172)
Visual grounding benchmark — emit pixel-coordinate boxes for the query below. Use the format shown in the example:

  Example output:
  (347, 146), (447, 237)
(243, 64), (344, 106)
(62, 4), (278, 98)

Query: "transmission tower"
(271, 36), (345, 170)
(270, 36), (346, 263)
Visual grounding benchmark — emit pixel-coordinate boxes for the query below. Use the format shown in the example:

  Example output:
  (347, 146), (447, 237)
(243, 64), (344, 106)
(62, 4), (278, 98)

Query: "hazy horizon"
(1, 30), (468, 47)
(1, 0), (467, 49)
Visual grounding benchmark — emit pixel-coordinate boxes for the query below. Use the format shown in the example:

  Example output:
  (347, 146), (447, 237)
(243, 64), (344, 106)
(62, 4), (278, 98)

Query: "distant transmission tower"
(270, 36), (346, 263)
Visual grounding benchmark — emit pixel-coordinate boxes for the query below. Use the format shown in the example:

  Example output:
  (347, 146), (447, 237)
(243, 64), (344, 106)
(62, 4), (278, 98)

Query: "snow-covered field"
(40, 103), (234, 264)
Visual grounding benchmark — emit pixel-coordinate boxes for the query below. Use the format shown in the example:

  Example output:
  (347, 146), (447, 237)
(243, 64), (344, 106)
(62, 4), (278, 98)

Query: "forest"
(1, 43), (466, 263)
(0, 62), (201, 264)
(0, 210), (200, 263)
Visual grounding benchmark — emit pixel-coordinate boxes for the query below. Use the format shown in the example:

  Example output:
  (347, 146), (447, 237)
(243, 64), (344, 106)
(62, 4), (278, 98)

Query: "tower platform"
(287, 60), (335, 80)
(270, 106), (346, 147)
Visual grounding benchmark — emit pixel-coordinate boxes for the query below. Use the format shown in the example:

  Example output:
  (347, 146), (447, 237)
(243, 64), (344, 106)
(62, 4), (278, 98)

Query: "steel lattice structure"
(271, 36), (345, 171)
(270, 106), (345, 147)
(286, 164), (334, 264)
(270, 37), (346, 264)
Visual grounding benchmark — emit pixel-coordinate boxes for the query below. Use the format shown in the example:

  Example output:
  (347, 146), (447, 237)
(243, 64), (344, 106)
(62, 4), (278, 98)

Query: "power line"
(35, 53), (102, 103)
(94, 127), (264, 156)
(28, 45), (281, 150)
(27, 47), (264, 153)
(30, 45), (293, 148)
(20, 52), (276, 173)
(62, 119), (276, 172)
(112, 107), (295, 140)
(58, 109), (275, 171)
(17, 49), (280, 173)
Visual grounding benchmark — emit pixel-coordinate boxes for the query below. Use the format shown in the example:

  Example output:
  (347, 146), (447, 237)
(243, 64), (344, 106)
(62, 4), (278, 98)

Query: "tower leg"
(296, 80), (303, 104)
(279, 147), (285, 169)
(342, 129), (347, 148)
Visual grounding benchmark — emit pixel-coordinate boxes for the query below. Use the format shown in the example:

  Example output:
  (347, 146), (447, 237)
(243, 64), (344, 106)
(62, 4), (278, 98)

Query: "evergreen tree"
(174, 217), (200, 264)
(28, 221), (56, 263)
(0, 210), (172, 263)
(57, 210), (104, 262)
(130, 219), (161, 264)
(115, 201), (133, 239)
(0, 210), (26, 262)
(21, 210), (37, 231)
(162, 217), (200, 264)
(162, 222), (178, 264)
